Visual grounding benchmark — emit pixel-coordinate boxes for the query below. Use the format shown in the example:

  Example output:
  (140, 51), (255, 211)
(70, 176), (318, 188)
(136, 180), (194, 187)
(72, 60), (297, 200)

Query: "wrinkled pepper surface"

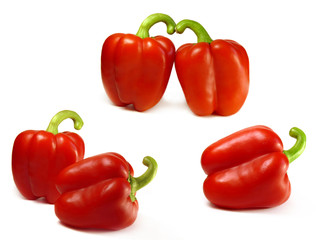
(101, 13), (176, 111)
(12, 110), (85, 203)
(201, 126), (306, 209)
(55, 152), (158, 230)
(175, 19), (249, 116)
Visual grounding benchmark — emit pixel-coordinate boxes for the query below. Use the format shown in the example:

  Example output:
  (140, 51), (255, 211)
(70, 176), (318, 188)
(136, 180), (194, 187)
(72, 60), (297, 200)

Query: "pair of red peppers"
(12, 110), (158, 230)
(101, 13), (249, 116)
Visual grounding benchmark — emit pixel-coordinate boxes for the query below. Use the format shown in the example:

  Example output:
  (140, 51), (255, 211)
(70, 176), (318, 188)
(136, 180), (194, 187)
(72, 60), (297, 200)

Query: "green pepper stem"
(136, 13), (176, 39)
(46, 110), (84, 135)
(129, 156), (158, 202)
(175, 19), (213, 43)
(283, 127), (306, 163)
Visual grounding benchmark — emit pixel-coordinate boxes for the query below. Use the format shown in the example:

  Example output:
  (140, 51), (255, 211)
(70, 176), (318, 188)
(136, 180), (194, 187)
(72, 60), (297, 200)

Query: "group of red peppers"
(101, 13), (249, 116)
(12, 110), (157, 230)
(12, 13), (306, 231)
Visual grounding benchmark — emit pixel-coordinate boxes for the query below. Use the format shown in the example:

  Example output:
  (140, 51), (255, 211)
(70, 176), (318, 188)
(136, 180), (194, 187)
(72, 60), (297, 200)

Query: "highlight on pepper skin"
(201, 126), (306, 209)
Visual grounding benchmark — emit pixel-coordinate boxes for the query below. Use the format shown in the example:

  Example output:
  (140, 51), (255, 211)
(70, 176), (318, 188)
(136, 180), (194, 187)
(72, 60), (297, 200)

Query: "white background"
(1, 0), (319, 239)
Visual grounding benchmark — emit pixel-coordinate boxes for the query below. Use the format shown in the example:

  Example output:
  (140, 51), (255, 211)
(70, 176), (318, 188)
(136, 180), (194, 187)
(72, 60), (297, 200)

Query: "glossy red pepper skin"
(175, 20), (249, 116)
(55, 153), (157, 230)
(201, 126), (283, 175)
(201, 126), (306, 209)
(101, 13), (176, 111)
(12, 111), (84, 204)
(56, 178), (137, 230)
(56, 152), (133, 194)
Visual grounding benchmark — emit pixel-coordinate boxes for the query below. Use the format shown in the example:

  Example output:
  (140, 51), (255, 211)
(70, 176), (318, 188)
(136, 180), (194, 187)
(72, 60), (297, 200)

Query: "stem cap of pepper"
(46, 110), (84, 135)
(136, 13), (176, 39)
(175, 19), (213, 43)
(283, 127), (306, 164)
(128, 156), (158, 202)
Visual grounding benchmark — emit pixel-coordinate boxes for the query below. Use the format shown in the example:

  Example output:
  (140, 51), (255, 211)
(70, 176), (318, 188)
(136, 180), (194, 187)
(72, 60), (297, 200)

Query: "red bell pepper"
(201, 126), (306, 209)
(101, 13), (176, 111)
(175, 19), (249, 116)
(54, 152), (158, 230)
(12, 110), (85, 204)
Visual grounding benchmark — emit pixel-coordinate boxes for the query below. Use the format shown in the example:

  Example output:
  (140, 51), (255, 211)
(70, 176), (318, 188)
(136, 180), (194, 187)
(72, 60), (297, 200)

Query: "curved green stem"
(283, 127), (306, 163)
(175, 19), (213, 43)
(136, 13), (176, 39)
(128, 156), (158, 202)
(46, 110), (84, 135)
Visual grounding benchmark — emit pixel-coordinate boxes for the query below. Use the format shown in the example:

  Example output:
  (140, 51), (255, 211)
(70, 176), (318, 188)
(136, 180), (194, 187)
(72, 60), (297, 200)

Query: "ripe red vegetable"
(101, 13), (176, 111)
(201, 126), (306, 209)
(12, 110), (85, 203)
(175, 19), (249, 116)
(54, 153), (158, 230)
